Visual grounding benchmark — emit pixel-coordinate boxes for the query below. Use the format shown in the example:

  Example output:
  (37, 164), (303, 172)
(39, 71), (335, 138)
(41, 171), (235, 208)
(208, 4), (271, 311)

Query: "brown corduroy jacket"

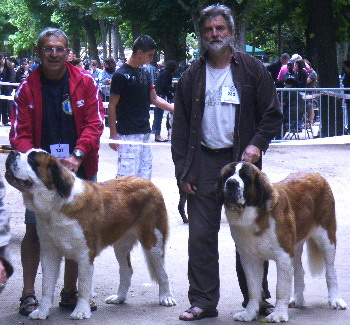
(171, 50), (283, 183)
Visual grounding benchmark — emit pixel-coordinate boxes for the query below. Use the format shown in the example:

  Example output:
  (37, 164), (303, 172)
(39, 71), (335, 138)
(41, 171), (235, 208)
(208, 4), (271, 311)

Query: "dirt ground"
(0, 125), (349, 324)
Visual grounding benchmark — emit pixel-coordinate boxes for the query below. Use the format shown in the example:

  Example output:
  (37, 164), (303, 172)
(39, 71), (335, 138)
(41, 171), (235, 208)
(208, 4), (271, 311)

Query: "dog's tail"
(306, 238), (325, 277)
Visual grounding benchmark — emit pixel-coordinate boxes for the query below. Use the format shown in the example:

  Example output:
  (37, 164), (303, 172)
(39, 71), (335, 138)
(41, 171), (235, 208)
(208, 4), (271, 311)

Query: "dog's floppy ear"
(49, 161), (73, 198)
(216, 163), (235, 205)
(254, 170), (272, 207)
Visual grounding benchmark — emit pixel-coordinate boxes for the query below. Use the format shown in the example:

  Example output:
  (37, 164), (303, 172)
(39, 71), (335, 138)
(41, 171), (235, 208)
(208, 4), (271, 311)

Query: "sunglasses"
(42, 47), (68, 55)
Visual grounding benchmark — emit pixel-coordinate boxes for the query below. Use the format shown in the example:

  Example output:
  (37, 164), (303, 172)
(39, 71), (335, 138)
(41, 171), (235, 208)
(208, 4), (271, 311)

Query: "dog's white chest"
(229, 216), (283, 260)
(36, 212), (89, 260)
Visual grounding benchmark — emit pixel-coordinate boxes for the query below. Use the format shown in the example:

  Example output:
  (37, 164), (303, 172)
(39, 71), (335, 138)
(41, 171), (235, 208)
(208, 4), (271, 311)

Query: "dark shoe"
(155, 136), (169, 142)
(19, 293), (39, 316)
(259, 301), (274, 316)
(179, 307), (218, 321)
(59, 289), (97, 311)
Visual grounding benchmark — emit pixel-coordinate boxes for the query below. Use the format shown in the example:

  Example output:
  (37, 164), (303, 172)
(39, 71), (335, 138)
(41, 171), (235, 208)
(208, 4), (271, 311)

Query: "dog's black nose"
(225, 178), (239, 190)
(5, 150), (19, 170)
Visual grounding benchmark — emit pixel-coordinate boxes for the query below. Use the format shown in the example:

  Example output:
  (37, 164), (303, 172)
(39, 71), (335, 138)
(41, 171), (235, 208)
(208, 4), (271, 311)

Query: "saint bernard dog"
(5, 149), (176, 320)
(218, 161), (347, 322)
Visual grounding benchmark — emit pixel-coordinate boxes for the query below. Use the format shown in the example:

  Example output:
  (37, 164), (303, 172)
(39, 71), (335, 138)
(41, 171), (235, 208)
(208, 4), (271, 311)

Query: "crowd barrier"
(2, 82), (349, 140)
(276, 88), (349, 139)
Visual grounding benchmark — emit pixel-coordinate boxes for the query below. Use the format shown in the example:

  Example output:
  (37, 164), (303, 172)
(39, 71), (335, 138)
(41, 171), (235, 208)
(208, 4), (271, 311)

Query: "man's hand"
(241, 144), (261, 164)
(109, 134), (120, 151)
(0, 260), (7, 294)
(180, 181), (197, 195)
(61, 156), (82, 174)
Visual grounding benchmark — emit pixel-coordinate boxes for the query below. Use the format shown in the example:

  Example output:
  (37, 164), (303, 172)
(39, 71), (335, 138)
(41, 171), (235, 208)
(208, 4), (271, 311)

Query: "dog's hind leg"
(141, 228), (176, 306)
(289, 242), (305, 308)
(310, 228), (347, 310)
(105, 232), (137, 305)
(29, 242), (62, 320)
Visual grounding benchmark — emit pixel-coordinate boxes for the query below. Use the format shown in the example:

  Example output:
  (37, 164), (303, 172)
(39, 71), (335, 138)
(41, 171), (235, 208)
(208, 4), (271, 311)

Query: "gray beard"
(203, 36), (233, 53)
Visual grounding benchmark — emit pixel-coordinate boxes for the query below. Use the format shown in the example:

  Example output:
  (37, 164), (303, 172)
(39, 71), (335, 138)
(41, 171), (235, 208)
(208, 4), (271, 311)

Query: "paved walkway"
(0, 124), (349, 324)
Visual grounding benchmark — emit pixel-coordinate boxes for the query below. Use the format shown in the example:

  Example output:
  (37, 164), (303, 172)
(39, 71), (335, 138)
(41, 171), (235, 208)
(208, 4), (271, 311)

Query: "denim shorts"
(24, 174), (97, 225)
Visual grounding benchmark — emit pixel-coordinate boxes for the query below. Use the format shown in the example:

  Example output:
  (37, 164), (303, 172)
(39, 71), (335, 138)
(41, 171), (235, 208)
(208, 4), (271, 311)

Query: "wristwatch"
(72, 149), (85, 160)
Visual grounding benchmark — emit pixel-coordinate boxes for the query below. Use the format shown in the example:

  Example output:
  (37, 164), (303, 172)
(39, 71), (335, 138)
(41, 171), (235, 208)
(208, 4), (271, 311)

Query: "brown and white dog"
(218, 161), (346, 322)
(5, 149), (176, 320)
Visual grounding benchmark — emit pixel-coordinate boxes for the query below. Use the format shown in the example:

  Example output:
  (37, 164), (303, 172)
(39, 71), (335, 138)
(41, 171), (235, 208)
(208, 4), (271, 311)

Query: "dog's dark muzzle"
(5, 150), (33, 189)
(5, 150), (20, 170)
(223, 178), (243, 206)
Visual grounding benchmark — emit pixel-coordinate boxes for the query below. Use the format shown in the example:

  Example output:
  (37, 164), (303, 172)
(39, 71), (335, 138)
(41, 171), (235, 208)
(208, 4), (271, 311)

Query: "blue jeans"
(151, 107), (164, 137)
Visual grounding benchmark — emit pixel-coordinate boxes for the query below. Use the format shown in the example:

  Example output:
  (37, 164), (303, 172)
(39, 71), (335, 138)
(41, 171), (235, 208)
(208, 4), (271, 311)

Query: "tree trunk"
(108, 28), (112, 57)
(306, 0), (343, 136)
(99, 19), (108, 60)
(71, 36), (81, 58)
(131, 24), (142, 41)
(232, 11), (247, 52)
(82, 18), (99, 63)
(306, 0), (338, 87)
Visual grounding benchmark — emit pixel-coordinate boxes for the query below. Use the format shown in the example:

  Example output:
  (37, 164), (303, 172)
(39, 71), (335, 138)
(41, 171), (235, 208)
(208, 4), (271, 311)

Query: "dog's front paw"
(288, 296), (304, 308)
(329, 297), (347, 310)
(28, 308), (49, 320)
(264, 311), (289, 323)
(233, 310), (257, 322)
(70, 307), (91, 320)
(105, 294), (126, 304)
(70, 300), (92, 320)
(159, 293), (176, 307)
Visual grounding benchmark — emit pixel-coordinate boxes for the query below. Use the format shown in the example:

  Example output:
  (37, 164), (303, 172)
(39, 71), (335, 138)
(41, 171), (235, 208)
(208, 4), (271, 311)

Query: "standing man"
(108, 35), (173, 180)
(172, 5), (283, 321)
(267, 52), (290, 86)
(342, 60), (350, 134)
(9, 28), (104, 316)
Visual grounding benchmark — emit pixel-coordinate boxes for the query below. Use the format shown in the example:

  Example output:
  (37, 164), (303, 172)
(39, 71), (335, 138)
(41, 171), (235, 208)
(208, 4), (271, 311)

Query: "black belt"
(201, 145), (233, 154)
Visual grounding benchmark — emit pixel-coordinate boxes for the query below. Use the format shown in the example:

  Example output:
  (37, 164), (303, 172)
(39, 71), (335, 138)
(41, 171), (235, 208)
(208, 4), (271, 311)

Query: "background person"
(342, 60), (350, 134)
(89, 59), (103, 84)
(9, 27), (104, 316)
(108, 35), (174, 180)
(15, 58), (32, 83)
(152, 60), (177, 142)
(171, 4), (283, 321)
(0, 53), (15, 126)
(0, 176), (13, 295)
(100, 57), (116, 102)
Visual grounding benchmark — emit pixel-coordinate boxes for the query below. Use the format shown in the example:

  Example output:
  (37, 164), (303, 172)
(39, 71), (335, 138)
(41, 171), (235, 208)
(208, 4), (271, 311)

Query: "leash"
(0, 144), (11, 153)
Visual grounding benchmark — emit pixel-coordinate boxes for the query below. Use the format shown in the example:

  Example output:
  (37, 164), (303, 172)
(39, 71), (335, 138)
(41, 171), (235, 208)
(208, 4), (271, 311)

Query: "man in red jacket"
(9, 28), (104, 316)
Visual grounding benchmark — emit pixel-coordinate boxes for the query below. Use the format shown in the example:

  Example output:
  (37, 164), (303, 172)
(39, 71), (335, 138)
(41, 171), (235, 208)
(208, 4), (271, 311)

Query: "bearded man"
(171, 4), (283, 321)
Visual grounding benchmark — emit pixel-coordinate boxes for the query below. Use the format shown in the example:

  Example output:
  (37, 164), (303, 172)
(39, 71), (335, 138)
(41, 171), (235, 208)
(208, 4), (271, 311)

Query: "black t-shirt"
(41, 72), (87, 179)
(110, 63), (152, 135)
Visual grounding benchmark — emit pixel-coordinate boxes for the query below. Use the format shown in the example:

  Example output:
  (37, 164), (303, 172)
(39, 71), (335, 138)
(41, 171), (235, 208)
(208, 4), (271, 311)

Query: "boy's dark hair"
(132, 35), (157, 54)
(165, 60), (177, 73)
(104, 57), (116, 67)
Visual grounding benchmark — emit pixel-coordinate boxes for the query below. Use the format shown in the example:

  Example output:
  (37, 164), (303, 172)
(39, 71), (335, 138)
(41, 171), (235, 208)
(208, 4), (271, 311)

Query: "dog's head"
(5, 149), (73, 198)
(218, 161), (273, 212)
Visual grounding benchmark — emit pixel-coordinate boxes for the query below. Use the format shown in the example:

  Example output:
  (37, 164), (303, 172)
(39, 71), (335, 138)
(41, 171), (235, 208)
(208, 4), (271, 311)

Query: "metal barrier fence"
(276, 88), (349, 139)
(2, 82), (349, 140)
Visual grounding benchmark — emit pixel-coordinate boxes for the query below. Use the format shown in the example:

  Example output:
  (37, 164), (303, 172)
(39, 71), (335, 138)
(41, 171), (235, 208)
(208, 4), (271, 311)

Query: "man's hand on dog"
(62, 156), (82, 174)
(241, 144), (260, 164)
